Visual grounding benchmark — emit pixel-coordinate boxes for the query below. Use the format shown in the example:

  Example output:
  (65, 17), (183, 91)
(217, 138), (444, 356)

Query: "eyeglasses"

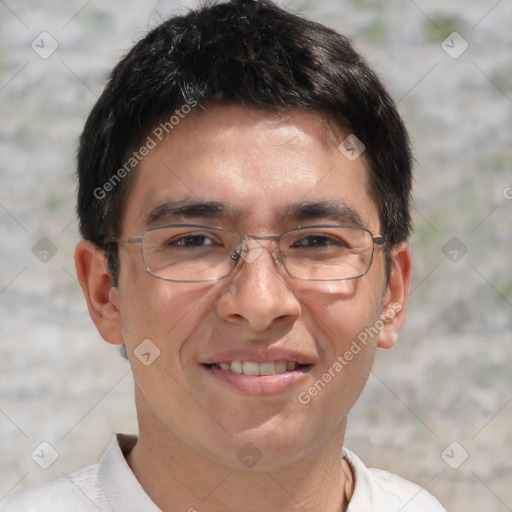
(107, 224), (384, 283)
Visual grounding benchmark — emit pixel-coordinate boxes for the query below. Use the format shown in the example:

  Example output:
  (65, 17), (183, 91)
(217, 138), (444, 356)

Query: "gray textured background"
(1, 1), (511, 510)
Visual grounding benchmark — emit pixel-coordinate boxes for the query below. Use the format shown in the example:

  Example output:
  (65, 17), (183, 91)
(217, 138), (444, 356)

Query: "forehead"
(122, 104), (379, 233)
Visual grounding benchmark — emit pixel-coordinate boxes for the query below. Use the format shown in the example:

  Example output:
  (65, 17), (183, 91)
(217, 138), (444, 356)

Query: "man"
(1, 0), (445, 510)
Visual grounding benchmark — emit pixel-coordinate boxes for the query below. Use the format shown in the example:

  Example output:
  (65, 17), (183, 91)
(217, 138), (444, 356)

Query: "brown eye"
(290, 234), (348, 249)
(169, 233), (218, 247)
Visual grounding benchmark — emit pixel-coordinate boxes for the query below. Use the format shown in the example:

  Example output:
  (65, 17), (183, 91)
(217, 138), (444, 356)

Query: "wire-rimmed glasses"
(108, 224), (385, 283)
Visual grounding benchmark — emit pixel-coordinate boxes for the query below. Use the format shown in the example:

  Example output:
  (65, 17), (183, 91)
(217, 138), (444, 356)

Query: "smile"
(209, 360), (300, 375)
(202, 359), (313, 395)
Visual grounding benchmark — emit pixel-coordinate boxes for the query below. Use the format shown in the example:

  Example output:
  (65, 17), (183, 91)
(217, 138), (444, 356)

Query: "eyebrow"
(145, 199), (233, 226)
(279, 200), (365, 227)
(144, 198), (365, 229)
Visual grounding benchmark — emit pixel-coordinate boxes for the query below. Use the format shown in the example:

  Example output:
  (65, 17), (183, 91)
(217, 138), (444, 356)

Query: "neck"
(127, 416), (353, 512)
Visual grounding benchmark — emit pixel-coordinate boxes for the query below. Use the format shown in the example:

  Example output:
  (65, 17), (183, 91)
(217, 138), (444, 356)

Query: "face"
(78, 104), (410, 471)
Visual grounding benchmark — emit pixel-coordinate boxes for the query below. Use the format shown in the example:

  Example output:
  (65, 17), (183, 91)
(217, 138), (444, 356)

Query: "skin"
(75, 104), (411, 512)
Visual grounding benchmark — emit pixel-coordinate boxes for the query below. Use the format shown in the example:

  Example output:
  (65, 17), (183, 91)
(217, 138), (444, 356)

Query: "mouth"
(204, 360), (308, 375)
(201, 359), (313, 395)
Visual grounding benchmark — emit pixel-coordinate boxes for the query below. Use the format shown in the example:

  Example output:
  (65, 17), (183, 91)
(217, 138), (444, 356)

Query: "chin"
(196, 416), (324, 471)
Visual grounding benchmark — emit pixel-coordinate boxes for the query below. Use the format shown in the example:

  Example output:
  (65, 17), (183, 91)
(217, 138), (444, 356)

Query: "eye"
(168, 233), (220, 248)
(290, 234), (349, 249)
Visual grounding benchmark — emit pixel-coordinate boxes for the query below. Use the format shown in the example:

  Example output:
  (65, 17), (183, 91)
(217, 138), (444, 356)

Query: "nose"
(216, 239), (301, 333)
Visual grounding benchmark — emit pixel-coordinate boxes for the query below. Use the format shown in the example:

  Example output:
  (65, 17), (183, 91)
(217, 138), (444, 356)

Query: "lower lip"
(203, 365), (312, 395)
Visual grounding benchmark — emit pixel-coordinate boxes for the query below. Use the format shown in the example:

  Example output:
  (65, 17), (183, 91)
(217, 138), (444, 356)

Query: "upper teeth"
(217, 360), (297, 375)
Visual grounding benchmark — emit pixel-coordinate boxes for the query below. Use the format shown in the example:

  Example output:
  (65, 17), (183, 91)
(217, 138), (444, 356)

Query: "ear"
(377, 242), (412, 350)
(74, 240), (124, 345)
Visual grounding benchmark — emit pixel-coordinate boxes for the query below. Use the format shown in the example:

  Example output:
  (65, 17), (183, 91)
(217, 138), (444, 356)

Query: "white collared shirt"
(0, 434), (445, 511)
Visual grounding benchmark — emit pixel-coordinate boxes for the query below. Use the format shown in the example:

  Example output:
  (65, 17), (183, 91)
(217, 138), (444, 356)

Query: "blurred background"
(0, 0), (511, 510)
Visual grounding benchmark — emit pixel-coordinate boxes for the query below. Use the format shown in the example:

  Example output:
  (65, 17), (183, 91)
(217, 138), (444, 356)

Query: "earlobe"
(377, 243), (412, 350)
(74, 240), (125, 345)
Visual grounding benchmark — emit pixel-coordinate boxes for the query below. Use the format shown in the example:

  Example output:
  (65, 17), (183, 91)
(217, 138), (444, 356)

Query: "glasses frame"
(107, 223), (385, 283)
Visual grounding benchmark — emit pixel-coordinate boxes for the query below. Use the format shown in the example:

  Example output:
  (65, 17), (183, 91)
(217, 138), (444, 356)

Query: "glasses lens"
(280, 226), (374, 280)
(142, 225), (240, 282)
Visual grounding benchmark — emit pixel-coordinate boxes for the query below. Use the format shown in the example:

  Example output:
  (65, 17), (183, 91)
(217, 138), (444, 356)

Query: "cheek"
(294, 283), (382, 429)
(118, 274), (218, 355)
(298, 278), (383, 356)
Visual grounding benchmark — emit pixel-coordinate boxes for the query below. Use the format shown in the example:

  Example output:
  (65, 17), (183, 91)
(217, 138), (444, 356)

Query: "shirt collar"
(97, 434), (374, 512)
(343, 447), (376, 510)
(98, 434), (162, 512)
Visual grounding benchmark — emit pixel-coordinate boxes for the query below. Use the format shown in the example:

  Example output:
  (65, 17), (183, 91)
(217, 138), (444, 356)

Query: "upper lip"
(201, 348), (317, 366)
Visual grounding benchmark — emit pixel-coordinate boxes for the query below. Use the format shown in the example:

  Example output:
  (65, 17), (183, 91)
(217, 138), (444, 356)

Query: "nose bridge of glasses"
(236, 234), (280, 265)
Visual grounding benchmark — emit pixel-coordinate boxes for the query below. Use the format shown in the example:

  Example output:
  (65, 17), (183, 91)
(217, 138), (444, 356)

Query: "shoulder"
(0, 463), (108, 512)
(344, 448), (446, 512)
(366, 468), (446, 511)
(0, 434), (149, 512)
